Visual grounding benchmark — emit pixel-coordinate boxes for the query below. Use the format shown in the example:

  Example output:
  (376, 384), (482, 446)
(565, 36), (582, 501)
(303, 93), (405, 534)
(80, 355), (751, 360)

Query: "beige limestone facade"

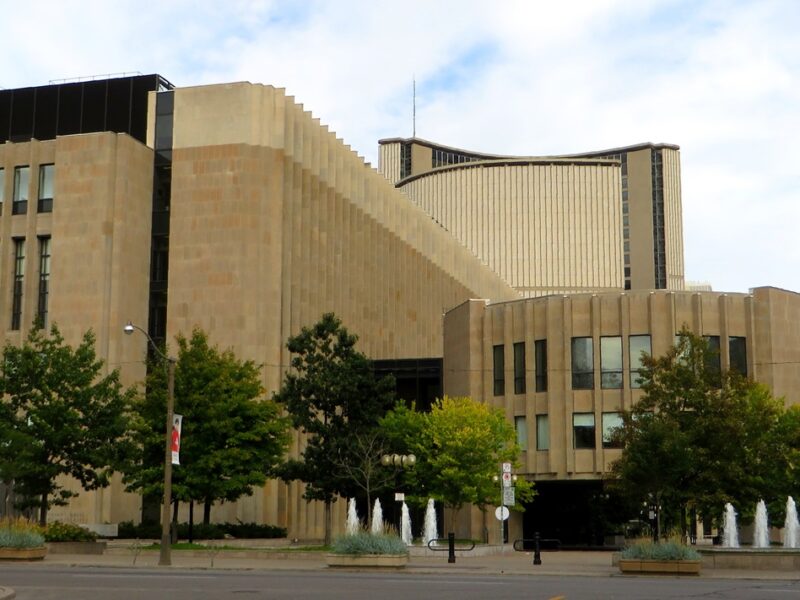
(0, 132), (154, 525)
(379, 138), (684, 295)
(2, 75), (797, 545)
(442, 287), (800, 543)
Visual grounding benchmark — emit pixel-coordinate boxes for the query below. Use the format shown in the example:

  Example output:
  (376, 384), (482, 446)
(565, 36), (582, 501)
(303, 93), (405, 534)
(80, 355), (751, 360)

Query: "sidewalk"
(30, 545), (800, 580)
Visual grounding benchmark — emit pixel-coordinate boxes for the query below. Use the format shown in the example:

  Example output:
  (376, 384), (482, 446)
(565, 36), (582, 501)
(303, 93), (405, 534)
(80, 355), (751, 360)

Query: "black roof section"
(0, 74), (173, 145)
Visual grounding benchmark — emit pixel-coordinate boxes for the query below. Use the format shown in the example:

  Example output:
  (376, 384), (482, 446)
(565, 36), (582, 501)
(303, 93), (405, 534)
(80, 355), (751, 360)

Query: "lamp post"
(124, 321), (175, 567)
(380, 454), (416, 531)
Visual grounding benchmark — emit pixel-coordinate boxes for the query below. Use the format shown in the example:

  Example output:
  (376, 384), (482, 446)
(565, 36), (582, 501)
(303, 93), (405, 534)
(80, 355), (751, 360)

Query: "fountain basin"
(698, 547), (800, 571)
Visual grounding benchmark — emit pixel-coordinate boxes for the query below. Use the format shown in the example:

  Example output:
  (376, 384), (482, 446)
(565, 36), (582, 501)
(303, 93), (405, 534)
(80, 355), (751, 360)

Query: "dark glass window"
(573, 413), (596, 449)
(705, 335), (721, 381)
(536, 415), (549, 450)
(602, 413), (624, 449)
(37, 237), (51, 326)
(0, 168), (5, 214)
(729, 337), (747, 377)
(13, 166), (29, 215)
(629, 335), (651, 388)
(493, 344), (505, 396)
(571, 337), (593, 389)
(37, 164), (54, 213)
(534, 339), (547, 392)
(513, 342), (526, 394)
(11, 239), (25, 330)
(600, 336), (623, 389)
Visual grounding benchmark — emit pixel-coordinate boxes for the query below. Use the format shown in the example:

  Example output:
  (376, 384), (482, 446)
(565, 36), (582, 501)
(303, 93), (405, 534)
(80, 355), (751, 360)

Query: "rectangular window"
(37, 237), (51, 327)
(37, 164), (54, 213)
(11, 239), (25, 330)
(629, 335), (651, 388)
(705, 335), (721, 380)
(0, 167), (4, 214)
(600, 336), (623, 389)
(602, 413), (624, 449)
(493, 344), (505, 396)
(729, 336), (747, 377)
(536, 414), (549, 450)
(534, 339), (547, 392)
(513, 342), (526, 394)
(573, 413), (596, 449)
(571, 337), (594, 389)
(13, 166), (29, 215)
(514, 416), (528, 448)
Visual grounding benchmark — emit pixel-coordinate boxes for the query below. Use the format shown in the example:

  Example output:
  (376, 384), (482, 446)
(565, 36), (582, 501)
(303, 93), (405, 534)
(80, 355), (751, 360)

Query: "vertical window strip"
(37, 164), (54, 213)
(11, 239), (25, 330)
(37, 237), (51, 326)
(513, 341), (526, 394)
(13, 166), (29, 215)
(493, 344), (505, 396)
(534, 339), (547, 392)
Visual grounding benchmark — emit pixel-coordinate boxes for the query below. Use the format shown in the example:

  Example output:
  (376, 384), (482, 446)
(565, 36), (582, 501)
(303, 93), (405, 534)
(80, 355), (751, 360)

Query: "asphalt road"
(2, 565), (800, 600)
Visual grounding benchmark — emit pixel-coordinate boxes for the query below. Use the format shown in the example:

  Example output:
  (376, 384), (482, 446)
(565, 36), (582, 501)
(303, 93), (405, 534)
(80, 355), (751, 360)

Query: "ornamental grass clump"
(0, 517), (45, 549)
(331, 531), (408, 555)
(621, 538), (700, 561)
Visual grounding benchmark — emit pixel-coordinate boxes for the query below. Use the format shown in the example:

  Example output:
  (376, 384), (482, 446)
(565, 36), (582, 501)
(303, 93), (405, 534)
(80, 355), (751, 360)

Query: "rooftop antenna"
(412, 77), (416, 138)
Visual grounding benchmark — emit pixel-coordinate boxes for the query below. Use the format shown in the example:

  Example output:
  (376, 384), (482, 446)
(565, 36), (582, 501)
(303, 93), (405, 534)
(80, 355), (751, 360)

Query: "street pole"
(159, 357), (175, 566)
(124, 322), (175, 567)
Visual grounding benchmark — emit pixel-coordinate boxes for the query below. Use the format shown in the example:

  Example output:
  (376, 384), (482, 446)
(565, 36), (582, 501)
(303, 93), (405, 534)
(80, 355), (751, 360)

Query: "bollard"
(448, 532), (456, 563)
(533, 531), (542, 565)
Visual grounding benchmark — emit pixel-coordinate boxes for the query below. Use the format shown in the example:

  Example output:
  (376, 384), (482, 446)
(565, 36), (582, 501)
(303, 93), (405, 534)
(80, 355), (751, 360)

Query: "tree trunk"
(39, 493), (48, 526)
(324, 500), (332, 546)
(204, 498), (212, 525)
(188, 501), (194, 544)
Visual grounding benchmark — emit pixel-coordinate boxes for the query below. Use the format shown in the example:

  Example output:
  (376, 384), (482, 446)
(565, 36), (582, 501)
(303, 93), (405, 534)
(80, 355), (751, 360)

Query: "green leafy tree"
(382, 395), (535, 532)
(609, 329), (789, 536)
(124, 328), (290, 524)
(273, 313), (396, 545)
(0, 324), (133, 525)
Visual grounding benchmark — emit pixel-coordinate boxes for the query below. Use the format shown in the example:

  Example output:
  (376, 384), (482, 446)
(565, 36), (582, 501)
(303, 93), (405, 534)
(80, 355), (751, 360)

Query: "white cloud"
(1, 0), (798, 293)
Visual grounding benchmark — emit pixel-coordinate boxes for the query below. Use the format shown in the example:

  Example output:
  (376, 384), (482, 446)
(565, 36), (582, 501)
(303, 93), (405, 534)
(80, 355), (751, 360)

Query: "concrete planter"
(0, 546), (47, 561)
(47, 541), (107, 555)
(325, 553), (408, 568)
(618, 558), (701, 575)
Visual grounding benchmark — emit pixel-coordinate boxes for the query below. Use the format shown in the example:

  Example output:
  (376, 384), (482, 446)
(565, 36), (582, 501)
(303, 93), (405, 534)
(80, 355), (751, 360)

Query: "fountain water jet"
(753, 499), (769, 548)
(722, 502), (739, 548)
(423, 498), (438, 547)
(401, 502), (413, 545)
(346, 498), (359, 536)
(783, 496), (799, 548)
(371, 499), (383, 534)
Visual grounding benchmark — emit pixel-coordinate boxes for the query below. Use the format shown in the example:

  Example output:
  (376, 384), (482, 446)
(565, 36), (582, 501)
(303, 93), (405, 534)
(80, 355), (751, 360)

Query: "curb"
(0, 586), (15, 600)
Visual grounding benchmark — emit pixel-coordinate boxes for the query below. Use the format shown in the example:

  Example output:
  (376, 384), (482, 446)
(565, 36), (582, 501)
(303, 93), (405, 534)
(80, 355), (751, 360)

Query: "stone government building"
(0, 73), (797, 544)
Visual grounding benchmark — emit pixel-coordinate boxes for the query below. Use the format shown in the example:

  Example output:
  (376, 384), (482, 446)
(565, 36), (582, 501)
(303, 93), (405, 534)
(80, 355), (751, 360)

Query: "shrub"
(331, 531), (408, 556)
(0, 517), (45, 548)
(621, 538), (700, 561)
(43, 521), (97, 542)
(117, 520), (287, 540)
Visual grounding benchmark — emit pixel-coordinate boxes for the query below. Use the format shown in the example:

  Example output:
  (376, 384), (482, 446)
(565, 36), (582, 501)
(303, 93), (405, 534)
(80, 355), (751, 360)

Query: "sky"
(2, 0), (798, 294)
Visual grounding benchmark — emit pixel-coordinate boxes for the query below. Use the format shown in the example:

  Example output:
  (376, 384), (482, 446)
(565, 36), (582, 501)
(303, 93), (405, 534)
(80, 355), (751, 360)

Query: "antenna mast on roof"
(412, 77), (416, 138)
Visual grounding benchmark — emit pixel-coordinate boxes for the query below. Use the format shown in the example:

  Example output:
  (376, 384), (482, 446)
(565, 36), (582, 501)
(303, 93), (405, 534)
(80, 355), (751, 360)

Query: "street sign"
(502, 472), (512, 487)
(503, 486), (515, 506)
(495, 506), (510, 521)
(502, 462), (512, 473)
(395, 492), (405, 502)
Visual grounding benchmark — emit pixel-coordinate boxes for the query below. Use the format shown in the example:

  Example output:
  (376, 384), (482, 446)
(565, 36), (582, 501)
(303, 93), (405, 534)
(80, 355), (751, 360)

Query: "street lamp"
(124, 321), (176, 567)
(380, 453), (417, 468)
